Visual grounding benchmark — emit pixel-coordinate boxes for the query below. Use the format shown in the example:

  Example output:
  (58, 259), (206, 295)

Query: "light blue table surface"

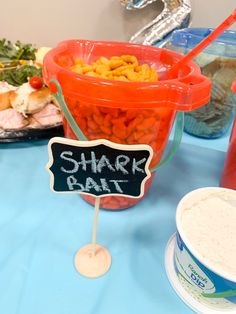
(0, 131), (229, 314)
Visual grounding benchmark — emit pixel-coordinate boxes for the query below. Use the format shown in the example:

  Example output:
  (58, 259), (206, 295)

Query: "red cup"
(221, 82), (236, 189)
(220, 119), (236, 190)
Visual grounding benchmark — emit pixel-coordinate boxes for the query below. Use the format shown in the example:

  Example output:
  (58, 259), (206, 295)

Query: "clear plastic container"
(163, 28), (236, 139)
(43, 39), (211, 210)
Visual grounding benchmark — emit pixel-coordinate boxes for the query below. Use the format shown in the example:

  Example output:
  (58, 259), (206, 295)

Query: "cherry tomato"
(29, 76), (43, 89)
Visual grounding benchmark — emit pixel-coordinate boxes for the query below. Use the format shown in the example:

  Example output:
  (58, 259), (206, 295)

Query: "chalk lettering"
(48, 139), (152, 197)
(115, 155), (130, 174)
(79, 152), (99, 173)
(80, 153), (87, 171)
(109, 180), (128, 193)
(85, 177), (101, 192)
(132, 158), (146, 174)
(97, 155), (115, 173)
(60, 151), (79, 174)
(91, 152), (97, 173)
(85, 177), (102, 192)
(100, 178), (111, 192)
(67, 175), (85, 191)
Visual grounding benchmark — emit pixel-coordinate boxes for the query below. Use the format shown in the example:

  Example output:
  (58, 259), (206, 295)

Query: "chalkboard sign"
(47, 137), (153, 198)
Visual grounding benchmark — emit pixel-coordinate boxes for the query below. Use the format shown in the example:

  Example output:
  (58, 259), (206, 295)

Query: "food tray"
(0, 123), (64, 142)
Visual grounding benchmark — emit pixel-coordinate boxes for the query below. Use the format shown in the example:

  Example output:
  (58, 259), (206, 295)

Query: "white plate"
(165, 234), (236, 314)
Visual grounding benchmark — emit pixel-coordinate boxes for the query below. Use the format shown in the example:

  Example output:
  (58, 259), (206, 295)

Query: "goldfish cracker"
(149, 68), (158, 81)
(65, 56), (166, 209)
(141, 64), (150, 76)
(63, 103), (174, 210)
(100, 57), (110, 65)
(112, 123), (127, 140)
(86, 71), (98, 77)
(103, 114), (112, 128)
(92, 113), (103, 125)
(137, 117), (156, 130)
(121, 55), (138, 66)
(81, 172), (156, 209)
(70, 55), (158, 83)
(74, 58), (84, 65)
(87, 119), (98, 131)
(138, 133), (155, 144)
(117, 76), (129, 82)
(70, 65), (83, 74)
(133, 131), (145, 141)
(127, 115), (144, 134)
(95, 65), (110, 75)
(64, 101), (173, 169)
(82, 66), (94, 74)
(109, 60), (124, 69)
(112, 65), (134, 76)
(100, 125), (112, 136)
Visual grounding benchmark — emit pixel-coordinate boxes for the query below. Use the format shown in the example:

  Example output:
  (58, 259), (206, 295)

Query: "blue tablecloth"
(0, 136), (227, 314)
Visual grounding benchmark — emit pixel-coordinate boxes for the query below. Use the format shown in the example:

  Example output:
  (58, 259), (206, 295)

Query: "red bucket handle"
(168, 73), (212, 111)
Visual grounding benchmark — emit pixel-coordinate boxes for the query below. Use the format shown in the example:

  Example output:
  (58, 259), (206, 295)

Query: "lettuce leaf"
(0, 39), (37, 65)
(0, 65), (42, 86)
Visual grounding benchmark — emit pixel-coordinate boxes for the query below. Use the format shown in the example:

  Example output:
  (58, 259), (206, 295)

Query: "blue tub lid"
(170, 28), (236, 57)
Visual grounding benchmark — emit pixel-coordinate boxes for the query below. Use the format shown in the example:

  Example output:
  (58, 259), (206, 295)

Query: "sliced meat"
(28, 116), (42, 128)
(31, 103), (62, 126)
(0, 108), (28, 129)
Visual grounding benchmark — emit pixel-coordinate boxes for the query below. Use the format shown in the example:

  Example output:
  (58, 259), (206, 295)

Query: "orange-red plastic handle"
(173, 73), (212, 111)
(232, 80), (236, 93)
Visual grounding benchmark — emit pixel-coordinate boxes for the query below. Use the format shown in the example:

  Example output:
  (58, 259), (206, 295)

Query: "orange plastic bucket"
(43, 40), (211, 210)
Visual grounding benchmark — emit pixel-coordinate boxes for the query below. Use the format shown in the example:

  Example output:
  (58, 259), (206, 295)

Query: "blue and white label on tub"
(174, 235), (215, 294)
(173, 233), (236, 309)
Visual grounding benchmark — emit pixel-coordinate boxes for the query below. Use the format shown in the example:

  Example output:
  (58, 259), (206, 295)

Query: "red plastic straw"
(168, 9), (236, 78)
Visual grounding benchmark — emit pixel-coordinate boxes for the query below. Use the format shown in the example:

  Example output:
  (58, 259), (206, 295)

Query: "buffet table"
(0, 130), (229, 314)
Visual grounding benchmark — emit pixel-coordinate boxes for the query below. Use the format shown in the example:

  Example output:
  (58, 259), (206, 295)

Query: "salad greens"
(0, 39), (37, 65)
(0, 65), (42, 86)
(0, 39), (41, 86)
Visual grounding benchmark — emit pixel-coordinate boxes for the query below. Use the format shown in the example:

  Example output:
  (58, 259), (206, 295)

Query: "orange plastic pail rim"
(43, 40), (211, 110)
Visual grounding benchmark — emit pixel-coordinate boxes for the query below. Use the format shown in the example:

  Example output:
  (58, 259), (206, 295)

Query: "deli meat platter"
(0, 40), (63, 142)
